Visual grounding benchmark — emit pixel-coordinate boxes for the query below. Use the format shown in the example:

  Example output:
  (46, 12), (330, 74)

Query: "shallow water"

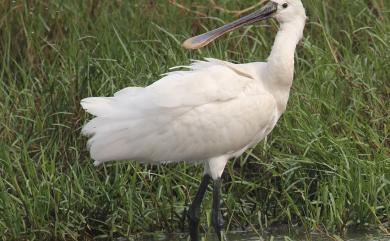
(127, 231), (390, 241)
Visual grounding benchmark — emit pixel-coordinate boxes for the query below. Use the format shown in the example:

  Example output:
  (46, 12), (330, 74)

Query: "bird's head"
(272, 0), (307, 23)
(182, 0), (307, 49)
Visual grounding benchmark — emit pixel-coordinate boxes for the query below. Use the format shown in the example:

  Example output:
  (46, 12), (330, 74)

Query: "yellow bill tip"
(182, 37), (204, 50)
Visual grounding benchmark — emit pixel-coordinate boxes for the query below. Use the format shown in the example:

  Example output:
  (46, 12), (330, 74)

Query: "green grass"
(1, 0), (389, 240)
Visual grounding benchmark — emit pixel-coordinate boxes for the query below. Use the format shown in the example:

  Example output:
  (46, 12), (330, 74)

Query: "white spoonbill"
(81, 0), (307, 240)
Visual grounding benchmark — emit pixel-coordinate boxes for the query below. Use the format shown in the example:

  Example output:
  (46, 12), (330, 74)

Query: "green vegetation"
(1, 0), (389, 240)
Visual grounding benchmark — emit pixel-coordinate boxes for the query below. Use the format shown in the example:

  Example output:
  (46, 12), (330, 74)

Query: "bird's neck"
(266, 19), (306, 87)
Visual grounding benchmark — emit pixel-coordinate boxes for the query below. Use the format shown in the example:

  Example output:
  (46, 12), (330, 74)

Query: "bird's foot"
(186, 174), (211, 241)
(212, 210), (225, 241)
(187, 208), (201, 241)
(180, 208), (188, 232)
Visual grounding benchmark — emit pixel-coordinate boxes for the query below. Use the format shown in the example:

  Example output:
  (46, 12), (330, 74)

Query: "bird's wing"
(82, 58), (262, 119)
(144, 58), (260, 108)
(81, 59), (276, 165)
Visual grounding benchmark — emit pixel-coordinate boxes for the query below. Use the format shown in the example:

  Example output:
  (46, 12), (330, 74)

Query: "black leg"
(187, 174), (211, 241)
(212, 178), (224, 241)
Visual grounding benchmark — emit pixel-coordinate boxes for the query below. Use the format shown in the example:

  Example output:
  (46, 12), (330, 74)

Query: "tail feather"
(81, 87), (144, 118)
(80, 90), (162, 164)
(86, 119), (160, 165)
(114, 87), (144, 97)
(81, 97), (115, 117)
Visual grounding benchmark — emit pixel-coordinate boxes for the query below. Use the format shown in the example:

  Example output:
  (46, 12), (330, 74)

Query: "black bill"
(182, 1), (278, 49)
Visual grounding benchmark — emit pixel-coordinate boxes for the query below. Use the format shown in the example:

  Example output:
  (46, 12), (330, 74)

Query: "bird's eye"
(282, 3), (288, 8)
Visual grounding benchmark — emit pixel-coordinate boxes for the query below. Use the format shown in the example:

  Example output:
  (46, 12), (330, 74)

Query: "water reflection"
(128, 231), (390, 241)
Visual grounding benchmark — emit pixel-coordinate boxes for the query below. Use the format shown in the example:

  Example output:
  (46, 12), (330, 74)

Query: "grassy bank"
(1, 0), (389, 240)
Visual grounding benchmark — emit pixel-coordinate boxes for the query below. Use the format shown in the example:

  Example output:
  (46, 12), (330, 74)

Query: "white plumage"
(81, 0), (307, 181)
(81, 59), (277, 170)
